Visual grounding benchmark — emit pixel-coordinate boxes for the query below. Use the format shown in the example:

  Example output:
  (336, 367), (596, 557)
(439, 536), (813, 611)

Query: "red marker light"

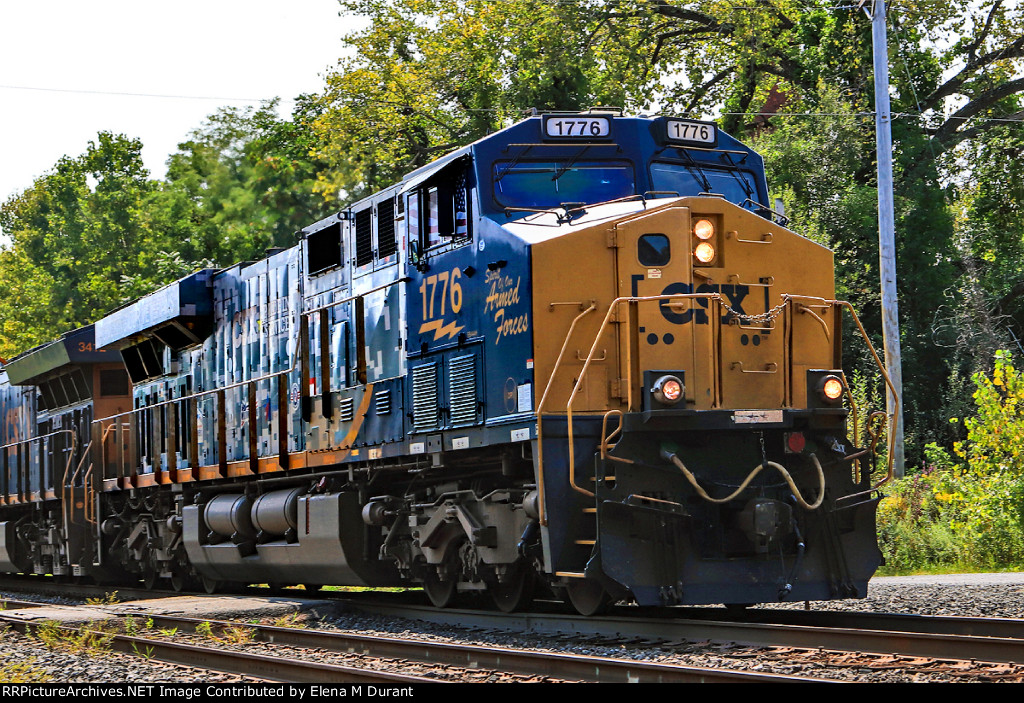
(786, 432), (806, 453)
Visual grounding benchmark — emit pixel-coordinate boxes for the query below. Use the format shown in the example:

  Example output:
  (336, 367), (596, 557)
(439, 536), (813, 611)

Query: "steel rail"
(0, 613), (438, 684)
(0, 594), (831, 684)
(340, 599), (1024, 667)
(136, 613), (825, 684)
(10, 578), (1024, 673)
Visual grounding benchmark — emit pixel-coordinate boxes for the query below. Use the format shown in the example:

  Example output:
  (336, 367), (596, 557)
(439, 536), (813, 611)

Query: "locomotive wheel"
(565, 578), (613, 616)
(423, 568), (458, 608)
(201, 575), (222, 594)
(169, 571), (188, 592)
(423, 539), (466, 608)
(142, 569), (159, 590)
(490, 565), (535, 613)
(303, 584), (323, 593)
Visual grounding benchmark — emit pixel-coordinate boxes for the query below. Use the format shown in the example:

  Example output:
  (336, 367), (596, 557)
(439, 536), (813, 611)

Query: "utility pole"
(864, 0), (905, 476)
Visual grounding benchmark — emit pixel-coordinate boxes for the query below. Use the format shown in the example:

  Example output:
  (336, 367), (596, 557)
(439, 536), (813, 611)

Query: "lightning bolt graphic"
(419, 318), (465, 341)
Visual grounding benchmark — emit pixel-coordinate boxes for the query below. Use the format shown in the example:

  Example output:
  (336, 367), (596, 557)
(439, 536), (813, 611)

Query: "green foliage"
(313, 0), (663, 199)
(160, 98), (330, 265)
(955, 351), (1024, 476)
(34, 620), (115, 653)
(0, 100), (329, 356)
(85, 591), (120, 606)
(0, 658), (52, 683)
(879, 354), (1024, 572)
(876, 471), (960, 572)
(0, 134), (208, 358)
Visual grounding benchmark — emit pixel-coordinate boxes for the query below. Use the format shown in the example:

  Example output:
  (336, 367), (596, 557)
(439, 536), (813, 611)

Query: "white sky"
(0, 1), (361, 204)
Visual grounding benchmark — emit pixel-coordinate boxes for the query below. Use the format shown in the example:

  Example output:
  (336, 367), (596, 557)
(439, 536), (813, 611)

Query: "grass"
(34, 620), (116, 653)
(0, 659), (52, 683)
(877, 564), (1024, 577)
(85, 592), (120, 606)
(219, 624), (256, 644)
(268, 612), (306, 629)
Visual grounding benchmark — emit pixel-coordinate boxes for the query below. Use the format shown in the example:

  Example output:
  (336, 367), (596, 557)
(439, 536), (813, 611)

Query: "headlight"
(652, 375), (684, 405)
(694, 241), (716, 263)
(693, 218), (715, 240)
(817, 374), (845, 403)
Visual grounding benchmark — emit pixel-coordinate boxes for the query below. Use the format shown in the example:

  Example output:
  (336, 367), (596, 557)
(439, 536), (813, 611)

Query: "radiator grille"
(411, 363), (438, 431)
(448, 354), (477, 426)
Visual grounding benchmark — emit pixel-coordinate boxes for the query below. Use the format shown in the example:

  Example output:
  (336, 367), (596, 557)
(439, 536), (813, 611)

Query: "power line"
(720, 110), (1024, 123)
(7, 80), (1021, 126)
(0, 84), (287, 104)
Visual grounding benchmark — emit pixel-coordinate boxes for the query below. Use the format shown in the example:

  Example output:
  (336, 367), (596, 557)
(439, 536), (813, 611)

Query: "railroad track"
(6, 578), (1024, 681)
(339, 596), (1024, 667)
(0, 603), (821, 683)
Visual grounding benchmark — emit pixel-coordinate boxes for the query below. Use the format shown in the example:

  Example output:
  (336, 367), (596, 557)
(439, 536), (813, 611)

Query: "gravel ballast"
(3, 572), (1024, 683)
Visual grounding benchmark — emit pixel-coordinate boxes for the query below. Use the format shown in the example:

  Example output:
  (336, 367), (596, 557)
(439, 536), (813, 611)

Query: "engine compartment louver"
(411, 363), (438, 432)
(449, 354), (477, 426)
(337, 395), (355, 422)
(374, 389), (392, 415)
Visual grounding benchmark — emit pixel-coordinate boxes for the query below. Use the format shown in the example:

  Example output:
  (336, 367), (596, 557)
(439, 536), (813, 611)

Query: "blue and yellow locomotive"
(0, 112), (894, 613)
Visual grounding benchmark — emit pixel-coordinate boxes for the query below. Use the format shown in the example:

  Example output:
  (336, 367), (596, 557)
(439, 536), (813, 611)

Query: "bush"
(877, 465), (961, 572)
(877, 353), (1024, 573)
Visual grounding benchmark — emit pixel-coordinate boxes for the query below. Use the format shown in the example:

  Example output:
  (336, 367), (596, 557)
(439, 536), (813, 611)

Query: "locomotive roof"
(344, 112), (766, 215)
(4, 324), (118, 385)
(94, 268), (217, 352)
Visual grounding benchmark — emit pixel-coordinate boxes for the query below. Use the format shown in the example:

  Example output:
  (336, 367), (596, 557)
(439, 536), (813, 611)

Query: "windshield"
(650, 162), (759, 207)
(493, 160), (635, 210)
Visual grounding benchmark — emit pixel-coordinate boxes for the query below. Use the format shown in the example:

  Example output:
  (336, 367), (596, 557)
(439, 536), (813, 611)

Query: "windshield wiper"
(494, 144), (536, 183)
(720, 152), (755, 199)
(551, 145), (593, 182)
(676, 149), (713, 193)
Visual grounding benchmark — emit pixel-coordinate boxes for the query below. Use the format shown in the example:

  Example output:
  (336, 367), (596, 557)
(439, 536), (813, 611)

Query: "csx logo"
(658, 283), (750, 325)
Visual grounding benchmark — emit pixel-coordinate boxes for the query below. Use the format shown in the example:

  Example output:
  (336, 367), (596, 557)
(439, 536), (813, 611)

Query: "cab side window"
(414, 167), (472, 253)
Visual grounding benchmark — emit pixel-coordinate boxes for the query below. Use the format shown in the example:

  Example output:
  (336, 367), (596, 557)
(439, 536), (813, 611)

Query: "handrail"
(63, 439), (90, 534)
(774, 295), (900, 499)
(542, 292), (899, 505)
(84, 462), (96, 525)
(92, 276), (406, 425)
(89, 277), (405, 480)
(2, 428), (77, 503)
(565, 293), (722, 497)
(599, 409), (626, 461)
(52, 432), (79, 529)
(797, 304), (831, 344)
(838, 371), (862, 481)
(302, 276), (407, 316)
(534, 302), (596, 525)
(0, 427), (77, 452)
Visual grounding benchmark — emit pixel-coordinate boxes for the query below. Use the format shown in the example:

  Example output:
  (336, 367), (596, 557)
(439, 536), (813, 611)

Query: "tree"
(313, 0), (670, 199)
(158, 97), (331, 266)
(0, 133), (196, 357)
